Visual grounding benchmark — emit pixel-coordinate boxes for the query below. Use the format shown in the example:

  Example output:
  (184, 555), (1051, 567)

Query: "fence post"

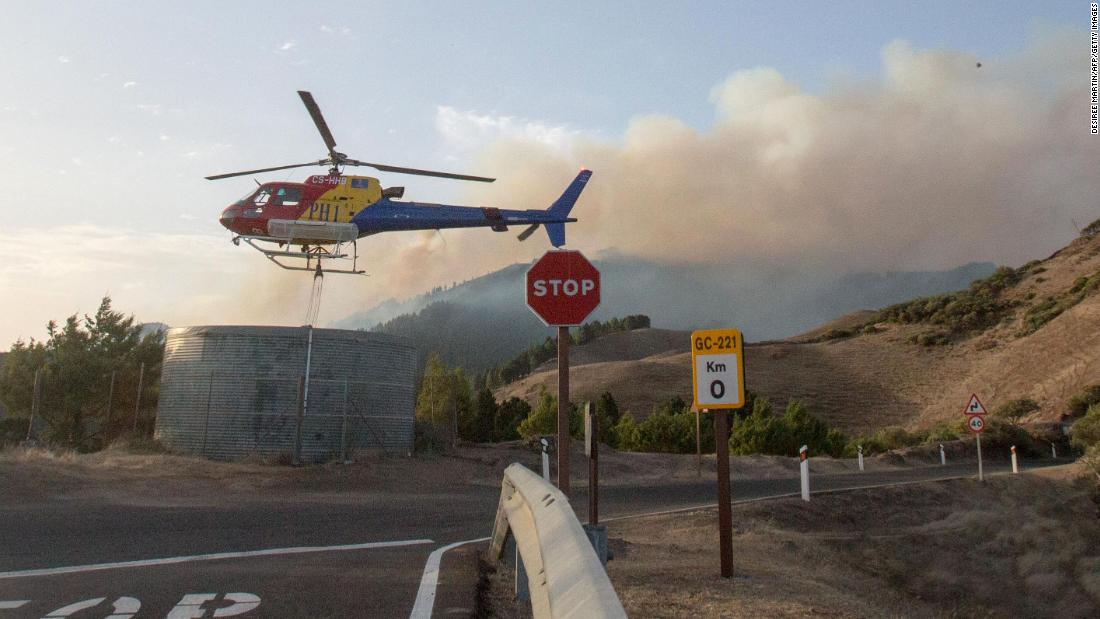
(695, 406), (702, 478)
(104, 370), (116, 442)
(202, 371), (213, 457)
(340, 377), (350, 463)
(294, 375), (305, 466)
(26, 368), (41, 442)
(800, 445), (810, 502)
(132, 362), (145, 433)
(541, 439), (550, 480)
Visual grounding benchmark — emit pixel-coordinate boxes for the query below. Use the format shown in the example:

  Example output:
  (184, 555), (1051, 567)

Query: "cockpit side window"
(253, 187), (272, 206)
(274, 187), (302, 206)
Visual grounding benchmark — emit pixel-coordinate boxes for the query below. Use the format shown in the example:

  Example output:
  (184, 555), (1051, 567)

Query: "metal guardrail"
(488, 463), (627, 619)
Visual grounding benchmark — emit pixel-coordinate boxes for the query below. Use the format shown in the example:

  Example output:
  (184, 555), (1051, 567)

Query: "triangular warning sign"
(964, 394), (987, 415)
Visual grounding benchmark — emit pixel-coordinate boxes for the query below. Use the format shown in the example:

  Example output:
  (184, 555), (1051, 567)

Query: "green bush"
(494, 397), (530, 442)
(846, 424), (929, 456)
(922, 422), (960, 443)
(516, 387), (581, 440)
(728, 398), (846, 458)
(414, 419), (448, 453)
(819, 328), (854, 341)
(1068, 384), (1100, 418)
(878, 265), (1025, 340)
(1081, 217), (1100, 239)
(1019, 271), (1100, 335)
(613, 396), (713, 454)
(979, 417), (1039, 455)
(1, 417), (29, 446)
(991, 398), (1040, 426)
(1070, 404), (1100, 453)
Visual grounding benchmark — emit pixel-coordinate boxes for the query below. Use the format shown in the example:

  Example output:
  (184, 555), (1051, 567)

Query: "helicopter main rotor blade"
(205, 161), (327, 181)
(349, 160), (496, 183)
(298, 90), (338, 157)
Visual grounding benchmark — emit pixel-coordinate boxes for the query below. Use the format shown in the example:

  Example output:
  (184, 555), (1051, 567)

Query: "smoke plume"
(341, 28), (1096, 318)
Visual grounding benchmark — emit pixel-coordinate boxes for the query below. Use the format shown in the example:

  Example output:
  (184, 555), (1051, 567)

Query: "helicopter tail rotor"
(517, 223), (540, 241)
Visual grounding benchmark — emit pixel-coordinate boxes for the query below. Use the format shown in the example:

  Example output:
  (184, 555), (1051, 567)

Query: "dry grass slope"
(496, 232), (1100, 433)
(603, 471), (1100, 618)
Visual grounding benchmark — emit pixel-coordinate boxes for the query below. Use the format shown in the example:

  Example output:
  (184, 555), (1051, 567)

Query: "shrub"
(1070, 404), (1100, 453)
(980, 417), (1038, 454)
(878, 265), (1024, 341)
(922, 422), (960, 443)
(1081, 217), (1100, 239)
(1068, 384), (1100, 418)
(516, 387), (581, 440)
(992, 398), (1040, 426)
(1019, 271), (1100, 335)
(613, 396), (713, 453)
(728, 398), (846, 458)
(846, 424), (931, 456)
(1, 417), (29, 446)
(820, 328), (854, 341)
(494, 397), (530, 442)
(614, 414), (641, 451)
(414, 419), (448, 453)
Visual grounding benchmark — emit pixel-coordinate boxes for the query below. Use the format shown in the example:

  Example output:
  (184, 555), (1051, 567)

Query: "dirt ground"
(482, 466), (1100, 618)
(0, 439), (883, 507)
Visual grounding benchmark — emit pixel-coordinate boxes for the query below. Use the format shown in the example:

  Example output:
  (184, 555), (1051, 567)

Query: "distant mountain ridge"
(496, 231), (1100, 432)
(332, 255), (996, 373)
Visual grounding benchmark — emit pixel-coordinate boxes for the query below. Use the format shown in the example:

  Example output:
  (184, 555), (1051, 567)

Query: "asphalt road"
(0, 457), (1060, 618)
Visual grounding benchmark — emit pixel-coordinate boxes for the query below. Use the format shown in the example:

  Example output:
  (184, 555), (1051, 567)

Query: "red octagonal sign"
(526, 250), (601, 326)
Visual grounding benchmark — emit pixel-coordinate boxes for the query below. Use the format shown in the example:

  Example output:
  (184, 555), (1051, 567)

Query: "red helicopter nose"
(219, 205), (239, 231)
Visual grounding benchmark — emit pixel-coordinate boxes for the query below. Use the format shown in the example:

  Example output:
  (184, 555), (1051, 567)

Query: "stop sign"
(526, 250), (601, 326)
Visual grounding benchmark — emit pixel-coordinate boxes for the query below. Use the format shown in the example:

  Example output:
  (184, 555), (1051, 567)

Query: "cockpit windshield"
(235, 187), (273, 207)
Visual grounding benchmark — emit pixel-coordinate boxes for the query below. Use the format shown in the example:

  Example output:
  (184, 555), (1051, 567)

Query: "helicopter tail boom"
(544, 169), (592, 247)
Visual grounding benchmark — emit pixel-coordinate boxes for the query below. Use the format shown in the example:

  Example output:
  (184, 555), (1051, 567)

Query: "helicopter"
(209, 91), (592, 275)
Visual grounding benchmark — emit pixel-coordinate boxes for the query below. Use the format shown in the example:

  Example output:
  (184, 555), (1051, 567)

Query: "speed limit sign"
(968, 415), (985, 433)
(691, 329), (746, 410)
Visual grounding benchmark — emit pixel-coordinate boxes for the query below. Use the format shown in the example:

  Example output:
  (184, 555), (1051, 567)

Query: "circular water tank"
(155, 326), (416, 461)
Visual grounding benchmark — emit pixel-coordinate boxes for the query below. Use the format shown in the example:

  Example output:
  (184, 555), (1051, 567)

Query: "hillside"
(497, 228), (1100, 433)
(531, 328), (689, 372)
(335, 254), (993, 374)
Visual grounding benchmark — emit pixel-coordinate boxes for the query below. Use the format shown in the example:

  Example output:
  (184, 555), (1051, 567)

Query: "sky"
(0, 1), (1093, 347)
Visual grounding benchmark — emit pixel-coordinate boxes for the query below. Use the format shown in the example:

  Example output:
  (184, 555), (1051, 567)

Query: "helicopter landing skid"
(233, 235), (367, 275)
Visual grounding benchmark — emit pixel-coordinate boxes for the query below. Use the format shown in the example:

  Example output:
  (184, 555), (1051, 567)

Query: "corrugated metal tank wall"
(155, 326), (416, 461)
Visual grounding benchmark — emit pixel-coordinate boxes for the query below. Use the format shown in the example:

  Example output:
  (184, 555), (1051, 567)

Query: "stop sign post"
(526, 250), (601, 497)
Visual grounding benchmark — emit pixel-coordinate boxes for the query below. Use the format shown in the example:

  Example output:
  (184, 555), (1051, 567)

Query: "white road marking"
(43, 597), (105, 617)
(166, 593), (260, 619)
(166, 594), (217, 619)
(409, 537), (490, 619)
(0, 539), (433, 580)
(0, 601), (28, 609)
(213, 593), (260, 618)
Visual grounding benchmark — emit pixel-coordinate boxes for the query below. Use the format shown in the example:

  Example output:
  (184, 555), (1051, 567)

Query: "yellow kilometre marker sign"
(691, 328), (746, 410)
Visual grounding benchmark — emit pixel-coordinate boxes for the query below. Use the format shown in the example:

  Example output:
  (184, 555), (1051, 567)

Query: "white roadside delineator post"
(1011, 445), (1018, 474)
(540, 438), (550, 481)
(799, 445), (810, 502)
(1051, 442), (1057, 459)
(940, 444), (946, 465)
(857, 445), (864, 472)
